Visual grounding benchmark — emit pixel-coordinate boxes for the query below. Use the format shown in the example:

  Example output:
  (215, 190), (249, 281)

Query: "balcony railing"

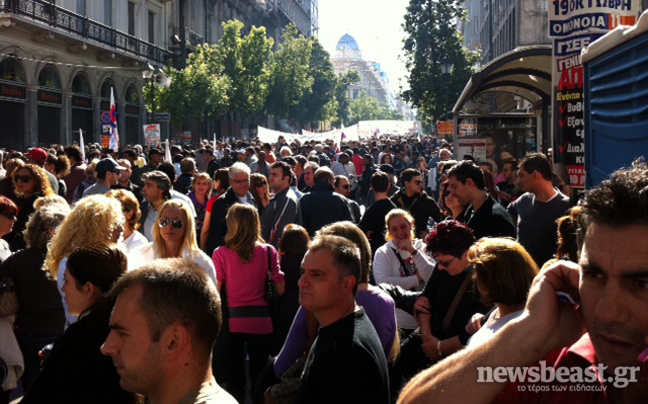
(2, 0), (172, 65)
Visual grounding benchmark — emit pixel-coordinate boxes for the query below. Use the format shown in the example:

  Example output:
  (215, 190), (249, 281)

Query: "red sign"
(566, 165), (586, 189)
(0, 82), (27, 100)
(72, 95), (92, 109)
(101, 135), (110, 149)
(437, 121), (454, 136)
(37, 89), (62, 104)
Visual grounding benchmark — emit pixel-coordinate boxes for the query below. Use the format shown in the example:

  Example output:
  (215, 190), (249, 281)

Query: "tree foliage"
(347, 91), (403, 125)
(266, 24), (314, 120)
(144, 20), (402, 131)
(401, 0), (479, 124)
(145, 45), (230, 127)
(295, 39), (338, 127)
(331, 70), (360, 127)
(215, 20), (273, 117)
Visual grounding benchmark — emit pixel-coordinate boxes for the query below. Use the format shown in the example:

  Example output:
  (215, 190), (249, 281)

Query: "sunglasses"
(3, 214), (16, 221)
(437, 256), (456, 268)
(341, 185), (350, 189)
(413, 180), (423, 185)
(158, 218), (184, 229)
(14, 175), (34, 183)
(255, 182), (267, 188)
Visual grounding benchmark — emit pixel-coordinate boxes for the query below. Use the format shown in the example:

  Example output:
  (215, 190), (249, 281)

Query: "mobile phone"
(556, 291), (578, 306)
(638, 346), (648, 381)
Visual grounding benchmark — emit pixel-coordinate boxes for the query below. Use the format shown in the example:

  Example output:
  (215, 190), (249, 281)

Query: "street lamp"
(440, 58), (455, 75)
(142, 64), (171, 117)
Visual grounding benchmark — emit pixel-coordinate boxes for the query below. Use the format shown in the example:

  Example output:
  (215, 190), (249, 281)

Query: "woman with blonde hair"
(128, 199), (216, 283)
(465, 237), (539, 347)
(5, 164), (54, 251)
(373, 209), (436, 332)
(45, 194), (124, 326)
(188, 172), (213, 238)
(106, 189), (148, 253)
(212, 203), (284, 403)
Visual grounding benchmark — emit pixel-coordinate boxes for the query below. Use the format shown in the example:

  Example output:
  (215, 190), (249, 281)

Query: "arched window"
(101, 78), (115, 99)
(0, 57), (26, 83)
(125, 84), (139, 104)
(38, 65), (62, 90)
(72, 72), (92, 95)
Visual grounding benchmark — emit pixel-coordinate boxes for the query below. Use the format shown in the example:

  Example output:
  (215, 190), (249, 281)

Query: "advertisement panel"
(144, 124), (161, 146)
(454, 115), (539, 174)
(549, 0), (640, 188)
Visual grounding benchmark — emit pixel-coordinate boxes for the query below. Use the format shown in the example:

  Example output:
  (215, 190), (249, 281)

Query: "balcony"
(1, 0), (172, 65)
(277, 0), (310, 36)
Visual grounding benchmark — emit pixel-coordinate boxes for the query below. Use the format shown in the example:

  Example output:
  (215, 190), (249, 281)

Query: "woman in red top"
(212, 204), (285, 403)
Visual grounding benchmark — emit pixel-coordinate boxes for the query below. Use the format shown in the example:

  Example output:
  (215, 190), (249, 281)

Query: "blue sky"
(318, 0), (411, 93)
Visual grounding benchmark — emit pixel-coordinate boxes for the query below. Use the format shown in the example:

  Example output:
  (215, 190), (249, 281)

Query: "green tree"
(347, 91), (402, 125)
(266, 24), (314, 122)
(144, 45), (230, 128)
(331, 70), (360, 126)
(215, 20), (273, 118)
(401, 0), (479, 125)
(295, 38), (338, 128)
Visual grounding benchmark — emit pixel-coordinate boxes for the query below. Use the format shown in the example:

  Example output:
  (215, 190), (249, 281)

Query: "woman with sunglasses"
(250, 173), (270, 217)
(212, 203), (284, 403)
(105, 189), (148, 253)
(0, 196), (18, 263)
(373, 209), (435, 333)
(6, 164), (54, 251)
(128, 199), (216, 285)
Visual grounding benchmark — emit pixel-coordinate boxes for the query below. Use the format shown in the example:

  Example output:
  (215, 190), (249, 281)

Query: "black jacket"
(300, 182), (352, 236)
(203, 187), (255, 255)
(391, 189), (443, 236)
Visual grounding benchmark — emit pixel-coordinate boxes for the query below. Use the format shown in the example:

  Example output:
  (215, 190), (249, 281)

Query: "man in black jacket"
(300, 167), (352, 237)
(447, 161), (516, 240)
(391, 168), (443, 238)
(359, 154), (377, 203)
(296, 235), (389, 404)
(200, 162), (255, 255)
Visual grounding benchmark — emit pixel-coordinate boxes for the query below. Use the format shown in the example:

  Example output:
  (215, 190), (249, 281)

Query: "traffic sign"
(100, 111), (111, 124)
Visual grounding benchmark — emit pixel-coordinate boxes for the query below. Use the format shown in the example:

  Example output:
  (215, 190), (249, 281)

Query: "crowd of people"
(0, 134), (645, 404)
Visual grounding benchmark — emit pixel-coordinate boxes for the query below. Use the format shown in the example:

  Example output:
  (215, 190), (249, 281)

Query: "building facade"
(460, 0), (549, 65)
(0, 0), (316, 151)
(331, 33), (391, 108)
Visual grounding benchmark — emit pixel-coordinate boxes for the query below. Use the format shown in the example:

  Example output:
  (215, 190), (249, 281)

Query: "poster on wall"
(454, 115), (539, 174)
(549, 0), (641, 188)
(144, 124), (161, 146)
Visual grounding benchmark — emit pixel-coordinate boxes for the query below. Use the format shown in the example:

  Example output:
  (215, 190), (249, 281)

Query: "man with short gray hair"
(201, 162), (255, 254)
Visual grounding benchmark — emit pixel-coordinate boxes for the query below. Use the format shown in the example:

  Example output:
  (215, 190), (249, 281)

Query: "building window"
(148, 11), (155, 43)
(77, 0), (85, 16)
(128, 2), (135, 36)
(104, 0), (112, 26)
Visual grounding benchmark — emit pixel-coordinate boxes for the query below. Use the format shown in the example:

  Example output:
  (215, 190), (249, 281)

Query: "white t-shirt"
(467, 308), (525, 348)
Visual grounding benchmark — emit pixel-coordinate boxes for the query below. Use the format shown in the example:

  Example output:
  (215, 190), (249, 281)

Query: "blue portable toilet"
(582, 12), (648, 188)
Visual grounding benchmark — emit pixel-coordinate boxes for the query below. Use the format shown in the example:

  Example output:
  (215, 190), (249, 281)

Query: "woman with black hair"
(21, 243), (137, 404)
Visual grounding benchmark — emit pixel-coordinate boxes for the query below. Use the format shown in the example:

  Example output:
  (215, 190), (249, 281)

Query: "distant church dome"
(336, 34), (360, 52)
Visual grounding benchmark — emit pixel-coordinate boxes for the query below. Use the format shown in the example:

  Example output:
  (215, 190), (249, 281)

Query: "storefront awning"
(453, 45), (553, 113)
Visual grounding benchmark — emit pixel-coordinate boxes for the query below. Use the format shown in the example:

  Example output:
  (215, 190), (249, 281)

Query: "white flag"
(79, 129), (86, 163)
